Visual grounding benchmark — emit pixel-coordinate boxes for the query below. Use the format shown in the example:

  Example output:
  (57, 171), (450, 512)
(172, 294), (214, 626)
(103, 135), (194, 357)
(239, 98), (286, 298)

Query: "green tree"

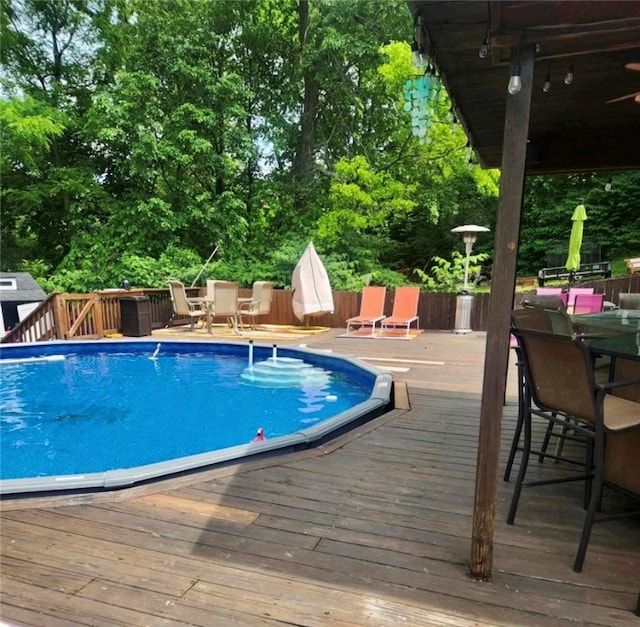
(1, 0), (123, 272)
(520, 172), (640, 275)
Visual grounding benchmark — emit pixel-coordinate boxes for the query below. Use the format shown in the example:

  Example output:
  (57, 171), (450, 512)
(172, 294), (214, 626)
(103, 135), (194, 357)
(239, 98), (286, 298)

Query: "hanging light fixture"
(464, 139), (473, 168)
(543, 62), (551, 92)
(478, 32), (490, 59)
(508, 63), (522, 94)
(605, 176), (613, 192)
(411, 15), (426, 69)
(507, 43), (522, 95)
(479, 5), (492, 60)
(564, 62), (574, 85)
(411, 39), (426, 69)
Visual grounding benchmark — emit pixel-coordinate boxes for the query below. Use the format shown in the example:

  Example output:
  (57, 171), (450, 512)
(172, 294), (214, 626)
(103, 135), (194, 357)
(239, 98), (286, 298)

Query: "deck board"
(1, 329), (638, 625)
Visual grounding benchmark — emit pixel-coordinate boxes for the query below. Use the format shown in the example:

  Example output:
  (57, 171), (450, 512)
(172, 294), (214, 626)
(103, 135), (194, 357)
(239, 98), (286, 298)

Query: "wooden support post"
(53, 293), (69, 340)
(469, 45), (535, 581)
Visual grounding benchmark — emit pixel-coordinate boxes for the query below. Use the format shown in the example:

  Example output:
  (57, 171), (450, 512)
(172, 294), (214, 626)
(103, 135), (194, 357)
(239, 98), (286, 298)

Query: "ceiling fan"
(607, 62), (640, 104)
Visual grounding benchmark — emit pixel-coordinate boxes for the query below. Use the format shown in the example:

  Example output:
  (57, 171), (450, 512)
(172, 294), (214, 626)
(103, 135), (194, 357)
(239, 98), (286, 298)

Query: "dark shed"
(0, 273), (47, 334)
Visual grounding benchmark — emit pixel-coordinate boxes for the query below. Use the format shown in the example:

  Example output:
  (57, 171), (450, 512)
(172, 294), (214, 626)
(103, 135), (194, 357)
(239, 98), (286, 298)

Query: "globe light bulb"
(508, 73), (522, 95)
(564, 63), (574, 85)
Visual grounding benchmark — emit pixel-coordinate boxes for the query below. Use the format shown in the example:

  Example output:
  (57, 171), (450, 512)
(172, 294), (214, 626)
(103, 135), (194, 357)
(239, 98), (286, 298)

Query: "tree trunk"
(292, 0), (320, 202)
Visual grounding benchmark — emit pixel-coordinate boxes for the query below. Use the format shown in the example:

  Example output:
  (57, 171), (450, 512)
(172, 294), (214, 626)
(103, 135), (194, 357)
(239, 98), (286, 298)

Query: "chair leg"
(539, 420), (555, 463)
(553, 416), (578, 460)
(504, 359), (525, 482)
(583, 435), (595, 510)
(507, 400), (532, 524)
(573, 426), (603, 572)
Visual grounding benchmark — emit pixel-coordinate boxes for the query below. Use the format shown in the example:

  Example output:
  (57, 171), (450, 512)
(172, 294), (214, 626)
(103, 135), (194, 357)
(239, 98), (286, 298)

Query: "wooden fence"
(3, 273), (639, 344)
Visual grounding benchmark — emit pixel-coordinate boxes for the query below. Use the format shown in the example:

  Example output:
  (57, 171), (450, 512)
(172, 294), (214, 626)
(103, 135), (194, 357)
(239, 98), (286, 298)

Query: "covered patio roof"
(408, 1), (640, 174)
(407, 0), (640, 583)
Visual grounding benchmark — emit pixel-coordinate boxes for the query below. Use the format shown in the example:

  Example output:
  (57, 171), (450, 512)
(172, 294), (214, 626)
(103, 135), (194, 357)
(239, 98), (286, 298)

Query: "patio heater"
(451, 224), (490, 334)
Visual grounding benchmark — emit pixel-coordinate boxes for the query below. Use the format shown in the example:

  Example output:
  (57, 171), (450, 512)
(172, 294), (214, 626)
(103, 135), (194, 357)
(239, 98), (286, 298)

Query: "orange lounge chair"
(346, 286), (386, 336)
(381, 286), (420, 337)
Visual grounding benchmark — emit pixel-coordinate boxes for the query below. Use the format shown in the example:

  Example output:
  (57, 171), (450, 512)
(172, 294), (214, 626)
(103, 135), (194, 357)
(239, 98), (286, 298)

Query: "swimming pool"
(0, 339), (392, 496)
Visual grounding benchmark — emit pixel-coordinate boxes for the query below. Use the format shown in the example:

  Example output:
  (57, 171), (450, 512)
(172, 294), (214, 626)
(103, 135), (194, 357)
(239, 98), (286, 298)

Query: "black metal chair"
(507, 326), (640, 572)
(504, 305), (577, 482)
(520, 294), (568, 314)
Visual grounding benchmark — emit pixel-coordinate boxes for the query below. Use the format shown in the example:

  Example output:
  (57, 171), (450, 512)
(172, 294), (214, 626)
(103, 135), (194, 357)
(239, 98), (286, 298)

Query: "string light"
(543, 62), (551, 92)
(508, 64), (522, 94)
(508, 47), (522, 95)
(478, 33), (490, 59)
(564, 62), (574, 85)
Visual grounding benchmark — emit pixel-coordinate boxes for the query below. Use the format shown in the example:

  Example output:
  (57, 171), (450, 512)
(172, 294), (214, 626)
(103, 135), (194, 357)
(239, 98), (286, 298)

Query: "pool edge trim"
(0, 340), (392, 497)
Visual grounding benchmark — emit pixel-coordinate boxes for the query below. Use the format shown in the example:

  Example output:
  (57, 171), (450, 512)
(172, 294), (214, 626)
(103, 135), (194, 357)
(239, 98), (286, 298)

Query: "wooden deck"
(1, 329), (639, 625)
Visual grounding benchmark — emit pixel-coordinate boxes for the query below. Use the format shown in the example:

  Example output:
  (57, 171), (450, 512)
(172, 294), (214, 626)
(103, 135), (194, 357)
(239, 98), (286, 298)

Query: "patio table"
(571, 309), (640, 335)
(191, 296), (251, 334)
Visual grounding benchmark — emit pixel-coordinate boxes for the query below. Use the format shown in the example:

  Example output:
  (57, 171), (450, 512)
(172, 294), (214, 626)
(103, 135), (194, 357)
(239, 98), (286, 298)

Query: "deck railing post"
(94, 294), (105, 338)
(54, 293), (70, 339)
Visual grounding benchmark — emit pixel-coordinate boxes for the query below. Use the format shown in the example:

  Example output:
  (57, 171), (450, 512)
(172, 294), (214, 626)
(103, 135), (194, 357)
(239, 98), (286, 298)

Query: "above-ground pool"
(0, 339), (392, 496)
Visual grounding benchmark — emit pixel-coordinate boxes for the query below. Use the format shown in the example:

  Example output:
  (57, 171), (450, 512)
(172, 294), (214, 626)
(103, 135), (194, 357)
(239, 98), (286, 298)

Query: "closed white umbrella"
(291, 242), (334, 323)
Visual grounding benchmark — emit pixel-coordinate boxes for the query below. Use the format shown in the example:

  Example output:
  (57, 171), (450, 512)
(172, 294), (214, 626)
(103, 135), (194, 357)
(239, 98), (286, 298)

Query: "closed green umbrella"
(565, 203), (587, 272)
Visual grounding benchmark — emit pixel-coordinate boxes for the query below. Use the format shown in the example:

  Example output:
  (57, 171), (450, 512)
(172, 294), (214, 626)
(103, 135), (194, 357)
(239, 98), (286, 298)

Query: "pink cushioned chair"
(573, 293), (604, 314)
(568, 287), (594, 312)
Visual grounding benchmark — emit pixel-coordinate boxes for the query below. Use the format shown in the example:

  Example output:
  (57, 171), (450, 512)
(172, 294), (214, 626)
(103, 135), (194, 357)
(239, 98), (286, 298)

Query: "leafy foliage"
(519, 172), (640, 275)
(2, 0), (637, 295)
(415, 251), (489, 293)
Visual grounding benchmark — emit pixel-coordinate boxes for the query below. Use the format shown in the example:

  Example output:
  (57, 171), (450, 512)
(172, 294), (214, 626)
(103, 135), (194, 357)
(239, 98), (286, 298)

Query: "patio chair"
(208, 280), (240, 333)
(167, 280), (206, 330)
(567, 287), (594, 313)
(619, 293), (640, 310)
(238, 281), (274, 330)
(573, 293), (604, 314)
(506, 326), (640, 572)
(505, 306), (566, 482)
(504, 302), (603, 482)
(345, 286), (386, 336)
(536, 287), (563, 296)
(521, 294), (568, 312)
(381, 286), (420, 337)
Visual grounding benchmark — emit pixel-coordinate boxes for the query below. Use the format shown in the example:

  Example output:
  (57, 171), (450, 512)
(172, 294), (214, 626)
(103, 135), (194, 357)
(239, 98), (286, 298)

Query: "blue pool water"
(0, 340), (391, 495)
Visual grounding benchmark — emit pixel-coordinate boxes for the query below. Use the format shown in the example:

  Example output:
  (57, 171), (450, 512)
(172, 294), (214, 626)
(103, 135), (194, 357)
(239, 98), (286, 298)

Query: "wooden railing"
(3, 274), (637, 344)
(3, 293), (60, 343)
(577, 274), (640, 304)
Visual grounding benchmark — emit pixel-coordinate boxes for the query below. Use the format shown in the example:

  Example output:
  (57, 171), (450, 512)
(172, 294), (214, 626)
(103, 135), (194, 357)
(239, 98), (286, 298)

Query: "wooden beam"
(469, 44), (535, 581)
